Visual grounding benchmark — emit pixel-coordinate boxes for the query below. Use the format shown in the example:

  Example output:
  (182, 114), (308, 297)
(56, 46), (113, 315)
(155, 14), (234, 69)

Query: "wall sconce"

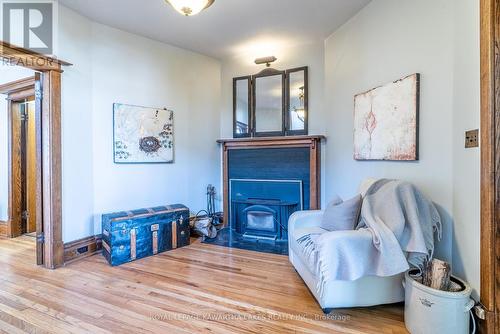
(255, 56), (278, 75)
(255, 56), (277, 67)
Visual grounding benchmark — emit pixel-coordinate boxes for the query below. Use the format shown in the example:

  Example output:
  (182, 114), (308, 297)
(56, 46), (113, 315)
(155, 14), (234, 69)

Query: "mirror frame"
(232, 76), (252, 138)
(285, 67), (308, 136)
(252, 69), (286, 137)
(232, 66), (308, 138)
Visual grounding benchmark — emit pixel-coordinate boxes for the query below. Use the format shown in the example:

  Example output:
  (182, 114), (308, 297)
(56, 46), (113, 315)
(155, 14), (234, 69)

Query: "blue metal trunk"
(101, 204), (190, 266)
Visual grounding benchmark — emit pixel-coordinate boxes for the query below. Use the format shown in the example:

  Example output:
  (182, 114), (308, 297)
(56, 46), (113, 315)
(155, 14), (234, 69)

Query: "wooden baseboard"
(0, 221), (7, 237)
(63, 235), (102, 264)
(477, 309), (496, 334)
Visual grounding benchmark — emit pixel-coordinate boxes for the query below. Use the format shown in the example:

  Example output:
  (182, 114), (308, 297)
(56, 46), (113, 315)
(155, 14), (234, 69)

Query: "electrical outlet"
(76, 246), (89, 254)
(465, 129), (479, 148)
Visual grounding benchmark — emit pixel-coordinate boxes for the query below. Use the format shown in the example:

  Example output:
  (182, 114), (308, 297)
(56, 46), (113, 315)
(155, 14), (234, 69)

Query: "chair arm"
(315, 229), (378, 281)
(288, 210), (324, 232)
(318, 229), (373, 245)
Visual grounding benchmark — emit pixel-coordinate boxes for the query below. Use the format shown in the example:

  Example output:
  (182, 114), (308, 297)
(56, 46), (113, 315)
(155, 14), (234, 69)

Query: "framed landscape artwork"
(353, 73), (420, 161)
(113, 103), (174, 164)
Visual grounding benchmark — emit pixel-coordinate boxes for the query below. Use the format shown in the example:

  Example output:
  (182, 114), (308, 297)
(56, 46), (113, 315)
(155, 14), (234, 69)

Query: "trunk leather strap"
(130, 228), (137, 260)
(102, 240), (111, 253)
(152, 231), (158, 254)
(172, 220), (177, 249)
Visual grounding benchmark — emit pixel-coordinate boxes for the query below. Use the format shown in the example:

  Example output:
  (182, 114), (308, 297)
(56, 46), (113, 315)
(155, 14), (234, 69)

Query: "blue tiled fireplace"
(207, 136), (324, 255)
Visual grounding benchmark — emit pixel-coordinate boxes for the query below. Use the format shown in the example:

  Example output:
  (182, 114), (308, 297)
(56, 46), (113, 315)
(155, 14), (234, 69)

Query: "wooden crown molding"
(0, 77), (35, 95)
(0, 41), (72, 72)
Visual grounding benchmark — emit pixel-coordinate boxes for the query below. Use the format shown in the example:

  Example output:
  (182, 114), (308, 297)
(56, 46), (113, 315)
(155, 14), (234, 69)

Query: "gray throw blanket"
(297, 179), (442, 297)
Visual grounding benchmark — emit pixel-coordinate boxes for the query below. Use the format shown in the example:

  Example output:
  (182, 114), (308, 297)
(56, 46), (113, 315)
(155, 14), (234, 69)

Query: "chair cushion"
(320, 194), (362, 231)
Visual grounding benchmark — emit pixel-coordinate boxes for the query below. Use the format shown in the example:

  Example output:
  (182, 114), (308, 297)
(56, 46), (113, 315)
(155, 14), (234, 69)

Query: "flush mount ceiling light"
(164, 0), (215, 16)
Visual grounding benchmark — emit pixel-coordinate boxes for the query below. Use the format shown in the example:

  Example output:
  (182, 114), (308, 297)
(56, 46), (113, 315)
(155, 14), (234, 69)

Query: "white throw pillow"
(320, 194), (362, 231)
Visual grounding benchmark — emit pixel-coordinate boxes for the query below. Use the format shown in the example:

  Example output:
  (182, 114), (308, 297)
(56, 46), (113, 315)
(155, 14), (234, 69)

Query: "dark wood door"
(10, 102), (24, 237)
(11, 99), (36, 237)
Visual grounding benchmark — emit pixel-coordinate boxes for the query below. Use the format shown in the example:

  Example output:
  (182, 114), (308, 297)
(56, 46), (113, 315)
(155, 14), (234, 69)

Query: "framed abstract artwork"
(113, 103), (174, 164)
(354, 73), (420, 161)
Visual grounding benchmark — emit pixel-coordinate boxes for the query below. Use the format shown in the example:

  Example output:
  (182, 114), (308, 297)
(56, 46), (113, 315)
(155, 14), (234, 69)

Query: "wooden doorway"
(0, 75), (44, 265)
(480, 0), (500, 333)
(0, 41), (71, 268)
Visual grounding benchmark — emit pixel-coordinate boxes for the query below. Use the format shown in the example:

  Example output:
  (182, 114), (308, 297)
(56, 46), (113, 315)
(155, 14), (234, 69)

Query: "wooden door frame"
(480, 0), (499, 333)
(0, 77), (36, 238)
(0, 41), (71, 269)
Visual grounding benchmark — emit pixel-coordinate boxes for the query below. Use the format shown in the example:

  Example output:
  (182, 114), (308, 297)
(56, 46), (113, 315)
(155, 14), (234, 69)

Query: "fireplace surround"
(208, 136), (325, 254)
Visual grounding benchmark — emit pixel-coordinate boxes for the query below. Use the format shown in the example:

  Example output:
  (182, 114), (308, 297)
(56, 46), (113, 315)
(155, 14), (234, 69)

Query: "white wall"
(57, 6), (221, 241)
(58, 6), (95, 243)
(451, 0), (481, 300)
(0, 65), (35, 221)
(90, 23), (221, 236)
(221, 41), (325, 137)
(323, 0), (479, 298)
(220, 40), (327, 206)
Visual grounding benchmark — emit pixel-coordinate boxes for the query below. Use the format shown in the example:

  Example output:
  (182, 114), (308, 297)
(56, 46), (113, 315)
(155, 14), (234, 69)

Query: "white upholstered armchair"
(288, 210), (404, 313)
(288, 178), (408, 313)
(288, 211), (404, 313)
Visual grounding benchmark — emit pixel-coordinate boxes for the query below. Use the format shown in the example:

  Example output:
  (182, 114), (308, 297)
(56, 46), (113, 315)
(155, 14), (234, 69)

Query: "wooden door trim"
(480, 0), (499, 332)
(0, 221), (6, 236)
(0, 77), (35, 94)
(0, 41), (70, 268)
(41, 70), (63, 268)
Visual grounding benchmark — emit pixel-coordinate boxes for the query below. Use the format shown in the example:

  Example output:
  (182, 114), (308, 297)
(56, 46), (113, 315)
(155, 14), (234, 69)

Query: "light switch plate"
(465, 129), (479, 148)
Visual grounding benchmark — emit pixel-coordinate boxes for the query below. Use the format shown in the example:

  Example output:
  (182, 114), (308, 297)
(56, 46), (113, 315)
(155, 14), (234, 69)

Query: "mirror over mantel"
(233, 66), (308, 138)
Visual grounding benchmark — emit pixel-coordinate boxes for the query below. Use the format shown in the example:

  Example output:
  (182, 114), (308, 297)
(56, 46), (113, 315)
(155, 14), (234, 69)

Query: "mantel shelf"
(217, 135), (326, 145)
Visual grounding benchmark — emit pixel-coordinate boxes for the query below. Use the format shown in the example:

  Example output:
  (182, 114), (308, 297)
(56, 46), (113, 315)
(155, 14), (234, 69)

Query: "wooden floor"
(0, 236), (408, 334)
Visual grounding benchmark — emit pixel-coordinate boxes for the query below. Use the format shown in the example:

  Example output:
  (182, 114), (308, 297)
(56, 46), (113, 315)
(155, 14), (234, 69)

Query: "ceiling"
(58, 0), (370, 60)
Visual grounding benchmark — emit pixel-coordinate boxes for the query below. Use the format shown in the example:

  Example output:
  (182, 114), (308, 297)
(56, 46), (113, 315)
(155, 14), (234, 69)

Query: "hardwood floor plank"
(0, 309), (47, 334)
(0, 236), (408, 334)
(0, 317), (31, 334)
